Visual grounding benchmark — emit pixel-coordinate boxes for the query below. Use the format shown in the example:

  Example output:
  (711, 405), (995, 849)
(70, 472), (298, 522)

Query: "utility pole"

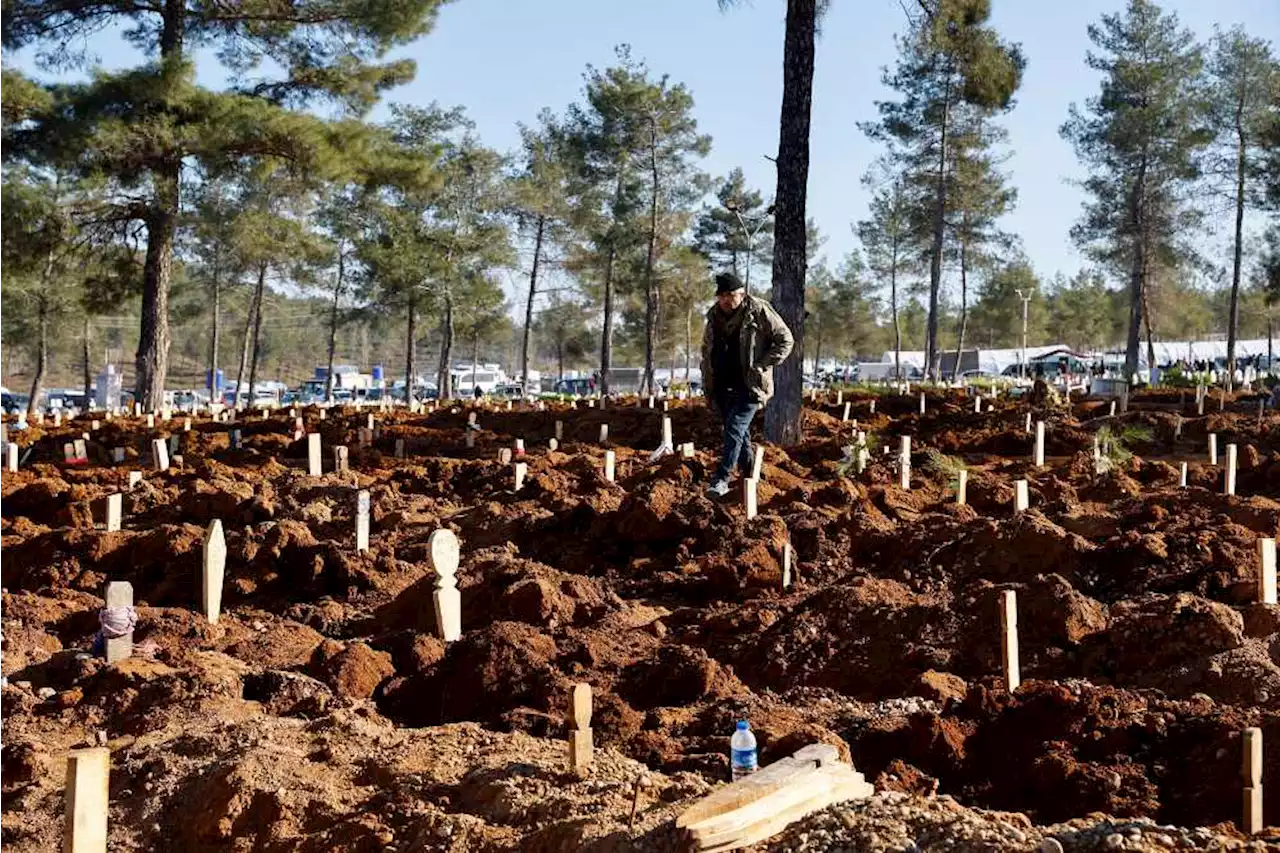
(1015, 288), (1032, 381)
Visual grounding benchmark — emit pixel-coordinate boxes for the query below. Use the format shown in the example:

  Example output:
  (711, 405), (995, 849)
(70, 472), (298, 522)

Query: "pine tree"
(857, 167), (919, 380)
(1206, 26), (1279, 388)
(693, 168), (774, 287)
(861, 0), (1024, 380)
(1061, 0), (1211, 379)
(945, 108), (1017, 377)
(3, 0), (446, 409)
(534, 295), (595, 382)
(510, 111), (573, 394)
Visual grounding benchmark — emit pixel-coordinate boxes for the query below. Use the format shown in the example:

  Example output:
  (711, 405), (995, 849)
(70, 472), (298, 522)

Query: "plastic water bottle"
(730, 720), (758, 781)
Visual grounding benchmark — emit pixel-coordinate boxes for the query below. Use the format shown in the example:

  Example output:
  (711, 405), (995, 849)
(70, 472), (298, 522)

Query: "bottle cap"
(736, 720), (748, 730)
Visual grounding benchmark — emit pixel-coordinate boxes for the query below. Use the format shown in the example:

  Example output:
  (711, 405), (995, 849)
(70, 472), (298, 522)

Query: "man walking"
(700, 272), (795, 497)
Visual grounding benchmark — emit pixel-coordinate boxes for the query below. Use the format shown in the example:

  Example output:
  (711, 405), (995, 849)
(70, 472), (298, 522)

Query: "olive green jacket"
(700, 294), (795, 406)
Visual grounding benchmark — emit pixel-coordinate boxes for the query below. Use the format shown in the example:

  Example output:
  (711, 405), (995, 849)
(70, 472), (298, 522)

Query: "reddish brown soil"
(4, 391), (1280, 850)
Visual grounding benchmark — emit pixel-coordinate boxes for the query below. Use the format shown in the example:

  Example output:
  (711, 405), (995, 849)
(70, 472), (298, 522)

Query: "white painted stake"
(899, 436), (911, 490)
(604, 450), (616, 483)
(6, 443), (17, 472)
(919, 392), (926, 415)
(333, 445), (349, 473)
(104, 494), (122, 532)
(1259, 538), (1277, 605)
(128, 471), (142, 489)
(752, 445), (765, 480)
(842, 402), (851, 422)
(514, 461), (527, 491)
(306, 433), (322, 476)
(599, 424), (609, 444)
(1225, 443), (1238, 496)
(1244, 727), (1263, 835)
(1209, 434), (1219, 466)
(1180, 462), (1188, 488)
(1108, 401), (1116, 418)
(957, 470), (968, 506)
(1175, 415), (1183, 439)
(1001, 589), (1020, 693)
(1024, 412), (1032, 433)
(1014, 479), (1029, 513)
(1034, 421), (1045, 467)
(782, 541), (793, 589)
(555, 420), (564, 441)
(428, 529), (462, 642)
(355, 490), (370, 553)
(201, 519), (226, 624)
(744, 478), (758, 519)
(64, 747), (110, 853)
(151, 438), (169, 472)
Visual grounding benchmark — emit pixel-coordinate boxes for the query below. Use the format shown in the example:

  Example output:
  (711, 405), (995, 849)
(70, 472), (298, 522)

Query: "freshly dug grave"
(4, 391), (1280, 851)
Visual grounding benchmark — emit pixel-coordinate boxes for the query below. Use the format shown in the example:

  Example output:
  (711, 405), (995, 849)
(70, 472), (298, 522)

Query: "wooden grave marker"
(1225, 443), (1238, 496)
(899, 436), (911, 490)
(1180, 462), (1188, 488)
(1243, 727), (1263, 835)
(202, 520), (226, 624)
(151, 438), (169, 472)
(957, 469), (968, 506)
(1259, 538), (1277, 605)
(1001, 589), (1020, 692)
(604, 450), (616, 483)
(1014, 479), (1029, 513)
(333, 445), (349, 472)
(6, 442), (17, 472)
(355, 490), (370, 553)
(514, 461), (528, 491)
(744, 478), (759, 520)
(104, 494), (122, 532)
(1209, 433), (1218, 466)
(428, 529), (462, 642)
(1034, 421), (1045, 467)
(128, 471), (142, 489)
(64, 747), (110, 853)
(568, 683), (594, 771)
(306, 433), (322, 476)
(599, 424), (609, 444)
(751, 446), (765, 481)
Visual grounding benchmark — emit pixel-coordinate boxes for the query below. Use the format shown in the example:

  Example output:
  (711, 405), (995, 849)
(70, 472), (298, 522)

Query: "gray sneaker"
(706, 479), (730, 498)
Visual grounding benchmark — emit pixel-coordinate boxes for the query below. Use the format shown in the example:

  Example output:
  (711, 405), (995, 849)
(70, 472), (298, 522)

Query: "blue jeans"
(714, 390), (759, 483)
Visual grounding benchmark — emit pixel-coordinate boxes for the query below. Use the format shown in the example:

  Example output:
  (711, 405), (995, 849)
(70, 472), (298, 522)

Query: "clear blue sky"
(9, 0), (1280, 295)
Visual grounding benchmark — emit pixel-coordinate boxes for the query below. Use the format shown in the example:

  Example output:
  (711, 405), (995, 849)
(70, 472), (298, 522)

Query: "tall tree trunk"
(325, 245), (345, 402)
(136, 169), (178, 411)
(437, 293), (454, 399)
(642, 117), (661, 397)
(234, 285), (255, 408)
(1142, 282), (1156, 383)
(763, 0), (816, 447)
(246, 261), (267, 407)
(209, 268), (221, 399)
(472, 331), (481, 393)
(133, 0), (185, 411)
(1226, 104), (1247, 393)
(952, 240), (969, 381)
(600, 244), (617, 395)
(927, 77), (953, 383)
(27, 295), (48, 417)
(82, 314), (92, 399)
(685, 309), (693, 385)
(557, 340), (565, 383)
(522, 216), (545, 394)
(1123, 165), (1147, 380)
(405, 289), (418, 404)
(891, 241), (902, 380)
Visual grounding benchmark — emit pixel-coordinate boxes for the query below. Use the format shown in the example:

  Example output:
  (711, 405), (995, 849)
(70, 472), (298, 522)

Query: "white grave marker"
(744, 478), (758, 519)
(1034, 421), (1045, 467)
(599, 424), (609, 443)
(1225, 443), (1238, 496)
(202, 519), (226, 624)
(307, 433), (322, 476)
(104, 494), (122, 532)
(1259, 538), (1277, 605)
(899, 436), (911, 490)
(604, 450), (616, 483)
(428, 529), (462, 642)
(1209, 433), (1218, 466)
(355, 490), (370, 553)
(957, 469), (968, 506)
(1014, 479), (1029, 513)
(103, 580), (133, 664)
(151, 438), (169, 472)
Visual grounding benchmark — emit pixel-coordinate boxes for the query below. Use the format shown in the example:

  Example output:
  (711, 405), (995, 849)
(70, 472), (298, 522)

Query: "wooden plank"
(202, 519), (226, 624)
(676, 744), (840, 829)
(64, 747), (110, 853)
(690, 764), (873, 852)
